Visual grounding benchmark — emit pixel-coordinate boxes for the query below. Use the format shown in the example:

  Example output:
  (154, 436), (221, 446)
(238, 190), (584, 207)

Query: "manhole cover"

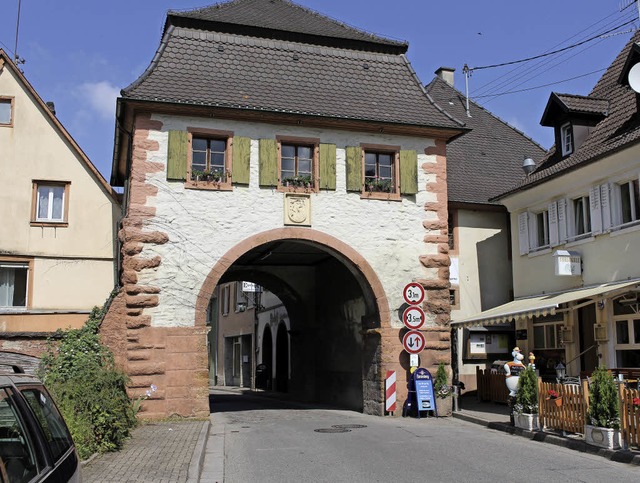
(314, 428), (351, 433)
(332, 424), (367, 429)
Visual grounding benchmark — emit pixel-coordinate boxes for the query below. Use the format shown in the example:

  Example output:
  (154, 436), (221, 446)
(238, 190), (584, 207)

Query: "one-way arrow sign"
(402, 330), (426, 354)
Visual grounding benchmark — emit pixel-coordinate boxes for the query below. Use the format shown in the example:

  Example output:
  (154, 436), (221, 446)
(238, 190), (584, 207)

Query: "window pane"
(545, 325), (556, 348)
(574, 198), (584, 235)
(297, 146), (312, 160)
(21, 388), (73, 461)
(617, 349), (640, 367)
(192, 138), (207, 152)
(210, 139), (226, 154)
(297, 159), (311, 174)
(0, 388), (40, 480)
(621, 182), (633, 223)
(533, 326), (544, 348)
(634, 319), (640, 344)
(379, 165), (392, 179)
(364, 166), (376, 178)
(37, 187), (50, 219)
(51, 186), (64, 220)
(281, 158), (294, 172)
(633, 179), (640, 221)
(0, 266), (27, 307)
(378, 154), (392, 167)
(192, 152), (207, 171)
(281, 145), (295, 158)
(617, 320), (629, 344)
(210, 153), (225, 169)
(365, 153), (376, 165)
(0, 100), (11, 124)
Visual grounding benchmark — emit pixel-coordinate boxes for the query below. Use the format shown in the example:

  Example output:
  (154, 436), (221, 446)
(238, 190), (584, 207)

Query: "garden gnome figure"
(504, 347), (526, 426)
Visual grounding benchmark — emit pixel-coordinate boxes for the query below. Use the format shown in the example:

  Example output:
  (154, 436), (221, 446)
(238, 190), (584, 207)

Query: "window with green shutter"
(345, 146), (362, 192)
(259, 139), (278, 187)
(319, 144), (336, 190)
(399, 150), (418, 195)
(167, 130), (188, 181)
(232, 136), (251, 185)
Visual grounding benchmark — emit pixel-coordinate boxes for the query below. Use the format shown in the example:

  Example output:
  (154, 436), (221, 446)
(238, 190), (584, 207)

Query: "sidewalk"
(453, 396), (640, 466)
(81, 419), (209, 483)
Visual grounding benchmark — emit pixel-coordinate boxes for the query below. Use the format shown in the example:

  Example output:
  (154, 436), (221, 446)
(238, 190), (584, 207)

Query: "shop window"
(614, 315), (640, 367)
(0, 263), (28, 309)
(31, 181), (69, 226)
(533, 315), (563, 350)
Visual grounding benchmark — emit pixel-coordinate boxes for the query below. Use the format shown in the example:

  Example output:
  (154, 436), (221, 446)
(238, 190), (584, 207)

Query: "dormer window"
(561, 123), (573, 156)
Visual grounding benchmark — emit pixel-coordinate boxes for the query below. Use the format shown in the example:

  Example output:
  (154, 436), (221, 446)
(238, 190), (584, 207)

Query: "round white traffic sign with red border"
(403, 282), (425, 305)
(402, 330), (426, 354)
(402, 306), (425, 330)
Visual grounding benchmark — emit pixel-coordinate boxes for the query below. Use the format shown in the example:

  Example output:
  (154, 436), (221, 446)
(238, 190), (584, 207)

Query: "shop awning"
(451, 280), (640, 328)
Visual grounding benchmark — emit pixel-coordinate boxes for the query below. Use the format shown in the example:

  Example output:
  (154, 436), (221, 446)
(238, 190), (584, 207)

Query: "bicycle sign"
(403, 282), (425, 305)
(402, 306), (425, 330)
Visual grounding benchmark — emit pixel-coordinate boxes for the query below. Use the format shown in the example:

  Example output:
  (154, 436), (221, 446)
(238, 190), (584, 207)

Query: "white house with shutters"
(454, 32), (640, 380)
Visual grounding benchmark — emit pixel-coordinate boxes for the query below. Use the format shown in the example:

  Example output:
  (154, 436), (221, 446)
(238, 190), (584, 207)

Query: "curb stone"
(453, 413), (640, 466)
(188, 420), (211, 482)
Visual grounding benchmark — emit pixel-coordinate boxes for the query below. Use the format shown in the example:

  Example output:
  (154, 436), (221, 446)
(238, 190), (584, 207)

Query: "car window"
(0, 387), (39, 482)
(20, 387), (73, 462)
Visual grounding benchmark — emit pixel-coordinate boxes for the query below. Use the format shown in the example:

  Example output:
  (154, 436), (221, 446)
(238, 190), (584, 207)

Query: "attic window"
(0, 98), (13, 126)
(561, 122), (573, 156)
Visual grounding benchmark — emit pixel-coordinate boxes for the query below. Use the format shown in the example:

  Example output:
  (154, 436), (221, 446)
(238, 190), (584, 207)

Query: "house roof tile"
(497, 31), (640, 199)
(123, 2), (464, 130)
(425, 76), (546, 204)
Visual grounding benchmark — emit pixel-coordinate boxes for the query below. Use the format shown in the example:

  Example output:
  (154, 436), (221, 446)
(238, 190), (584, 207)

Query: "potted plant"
(546, 388), (562, 407)
(434, 363), (452, 416)
(513, 365), (539, 431)
(282, 175), (313, 189)
(364, 178), (393, 193)
(585, 366), (621, 449)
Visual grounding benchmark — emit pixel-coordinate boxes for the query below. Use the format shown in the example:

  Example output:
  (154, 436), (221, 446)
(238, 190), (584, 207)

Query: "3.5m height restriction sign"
(402, 306), (425, 330)
(402, 330), (426, 354)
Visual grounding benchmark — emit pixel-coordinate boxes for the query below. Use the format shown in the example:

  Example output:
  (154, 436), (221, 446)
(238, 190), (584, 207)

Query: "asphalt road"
(208, 391), (639, 483)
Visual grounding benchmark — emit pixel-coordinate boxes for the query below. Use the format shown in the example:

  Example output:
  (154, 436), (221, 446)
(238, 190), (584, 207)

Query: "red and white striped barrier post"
(385, 370), (396, 414)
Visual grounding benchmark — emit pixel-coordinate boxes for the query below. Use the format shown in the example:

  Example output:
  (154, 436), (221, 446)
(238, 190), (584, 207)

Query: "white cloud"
(76, 81), (119, 120)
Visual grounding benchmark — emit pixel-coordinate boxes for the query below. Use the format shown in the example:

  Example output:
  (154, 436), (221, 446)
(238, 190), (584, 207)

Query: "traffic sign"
(402, 330), (426, 354)
(402, 306), (425, 330)
(403, 282), (425, 305)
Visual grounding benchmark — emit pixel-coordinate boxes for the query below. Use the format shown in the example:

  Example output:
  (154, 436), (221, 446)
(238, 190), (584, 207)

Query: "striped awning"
(451, 280), (640, 328)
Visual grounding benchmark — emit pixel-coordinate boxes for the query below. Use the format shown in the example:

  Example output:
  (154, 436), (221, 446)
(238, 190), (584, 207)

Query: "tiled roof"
(554, 93), (609, 116)
(123, 4), (464, 130)
(168, 0), (407, 51)
(497, 31), (640, 198)
(425, 76), (546, 204)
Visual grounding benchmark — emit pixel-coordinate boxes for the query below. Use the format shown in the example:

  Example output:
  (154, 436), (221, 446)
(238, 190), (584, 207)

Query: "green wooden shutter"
(232, 136), (251, 185)
(259, 139), (278, 187)
(345, 146), (362, 192)
(399, 149), (418, 195)
(167, 130), (188, 180)
(319, 143), (336, 190)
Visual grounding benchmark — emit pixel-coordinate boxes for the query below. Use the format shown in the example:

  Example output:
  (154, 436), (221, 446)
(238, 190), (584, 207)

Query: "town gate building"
(104, 0), (466, 419)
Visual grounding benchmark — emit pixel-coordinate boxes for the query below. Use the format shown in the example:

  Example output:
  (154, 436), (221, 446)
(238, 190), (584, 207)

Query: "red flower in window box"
(633, 397), (640, 408)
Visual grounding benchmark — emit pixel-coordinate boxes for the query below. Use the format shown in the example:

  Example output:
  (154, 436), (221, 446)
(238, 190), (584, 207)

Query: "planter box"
(584, 424), (622, 450)
(514, 413), (539, 431)
(436, 395), (452, 417)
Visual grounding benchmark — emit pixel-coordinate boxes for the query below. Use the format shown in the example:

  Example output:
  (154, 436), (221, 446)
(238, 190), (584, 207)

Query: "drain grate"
(331, 424), (367, 429)
(314, 428), (351, 433)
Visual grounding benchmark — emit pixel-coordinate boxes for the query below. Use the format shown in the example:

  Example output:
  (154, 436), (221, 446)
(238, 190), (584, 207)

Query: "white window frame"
(561, 122), (573, 156)
(568, 194), (591, 240)
(529, 209), (550, 250)
(611, 178), (640, 229)
(0, 263), (29, 310)
(35, 183), (67, 223)
(613, 313), (640, 367)
(533, 321), (563, 350)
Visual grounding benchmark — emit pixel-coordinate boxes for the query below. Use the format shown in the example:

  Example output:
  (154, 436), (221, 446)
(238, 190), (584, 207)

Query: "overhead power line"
(473, 68), (608, 99)
(468, 18), (636, 72)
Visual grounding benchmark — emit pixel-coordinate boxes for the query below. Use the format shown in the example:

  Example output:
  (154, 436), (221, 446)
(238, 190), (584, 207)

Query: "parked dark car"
(0, 367), (80, 482)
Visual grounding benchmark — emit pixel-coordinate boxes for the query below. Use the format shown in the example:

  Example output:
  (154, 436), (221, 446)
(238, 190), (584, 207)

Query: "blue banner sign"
(413, 368), (437, 417)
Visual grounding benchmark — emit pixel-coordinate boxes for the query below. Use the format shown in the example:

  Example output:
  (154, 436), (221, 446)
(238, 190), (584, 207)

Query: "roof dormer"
(540, 92), (608, 158)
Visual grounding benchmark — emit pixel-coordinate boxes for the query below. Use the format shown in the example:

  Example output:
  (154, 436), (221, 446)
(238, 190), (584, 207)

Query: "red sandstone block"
(128, 361), (166, 376)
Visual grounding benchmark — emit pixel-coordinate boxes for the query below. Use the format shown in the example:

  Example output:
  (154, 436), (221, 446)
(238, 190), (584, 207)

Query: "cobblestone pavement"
(82, 420), (208, 483)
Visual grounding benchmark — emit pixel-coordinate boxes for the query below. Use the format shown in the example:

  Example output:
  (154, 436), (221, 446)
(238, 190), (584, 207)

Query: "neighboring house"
(453, 31), (640, 379)
(0, 50), (121, 366)
(426, 68), (547, 391)
(102, 0), (467, 419)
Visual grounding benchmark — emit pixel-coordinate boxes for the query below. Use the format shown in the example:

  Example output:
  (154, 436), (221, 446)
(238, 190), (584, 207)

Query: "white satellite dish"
(628, 63), (640, 93)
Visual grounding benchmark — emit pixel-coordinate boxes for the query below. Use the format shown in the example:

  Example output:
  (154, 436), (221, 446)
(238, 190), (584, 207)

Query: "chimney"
(435, 67), (455, 87)
(45, 101), (56, 115)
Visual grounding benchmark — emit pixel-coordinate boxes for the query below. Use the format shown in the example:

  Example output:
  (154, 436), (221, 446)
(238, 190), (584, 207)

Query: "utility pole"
(462, 64), (472, 118)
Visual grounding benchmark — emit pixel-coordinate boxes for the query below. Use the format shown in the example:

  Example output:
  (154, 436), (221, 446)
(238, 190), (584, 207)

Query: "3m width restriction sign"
(403, 330), (426, 354)
(403, 282), (425, 305)
(402, 306), (425, 330)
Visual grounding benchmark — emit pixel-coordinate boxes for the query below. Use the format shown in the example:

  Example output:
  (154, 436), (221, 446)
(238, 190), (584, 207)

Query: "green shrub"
(587, 366), (620, 429)
(38, 306), (137, 459)
(515, 366), (538, 414)
(434, 363), (450, 398)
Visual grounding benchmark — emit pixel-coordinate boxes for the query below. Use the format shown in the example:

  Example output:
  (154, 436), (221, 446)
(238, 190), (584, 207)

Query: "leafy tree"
(434, 363), (450, 398)
(38, 306), (137, 459)
(587, 366), (620, 429)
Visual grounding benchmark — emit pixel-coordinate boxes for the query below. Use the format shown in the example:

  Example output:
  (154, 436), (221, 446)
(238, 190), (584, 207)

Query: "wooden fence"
(620, 386), (640, 448)
(538, 379), (640, 449)
(476, 368), (509, 404)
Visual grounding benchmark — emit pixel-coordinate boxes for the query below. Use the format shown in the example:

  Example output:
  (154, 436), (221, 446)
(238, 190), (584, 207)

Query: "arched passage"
(198, 228), (389, 413)
(261, 325), (273, 390)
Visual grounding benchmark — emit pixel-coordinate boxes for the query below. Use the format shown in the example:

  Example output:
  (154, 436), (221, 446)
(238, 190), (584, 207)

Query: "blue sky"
(0, 1), (635, 181)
